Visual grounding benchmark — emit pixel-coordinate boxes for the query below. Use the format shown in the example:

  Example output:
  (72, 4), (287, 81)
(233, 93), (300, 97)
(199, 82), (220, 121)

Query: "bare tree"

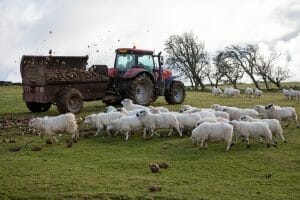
(214, 51), (244, 88)
(165, 32), (209, 90)
(256, 52), (291, 89)
(226, 44), (261, 89)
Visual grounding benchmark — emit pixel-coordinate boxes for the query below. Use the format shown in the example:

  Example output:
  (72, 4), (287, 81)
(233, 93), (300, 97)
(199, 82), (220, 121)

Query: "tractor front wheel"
(165, 80), (186, 104)
(127, 74), (154, 106)
(56, 88), (83, 114)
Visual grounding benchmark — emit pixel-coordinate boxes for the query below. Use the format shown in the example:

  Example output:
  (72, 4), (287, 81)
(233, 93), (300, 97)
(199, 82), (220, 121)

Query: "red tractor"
(20, 47), (185, 114)
(103, 48), (186, 105)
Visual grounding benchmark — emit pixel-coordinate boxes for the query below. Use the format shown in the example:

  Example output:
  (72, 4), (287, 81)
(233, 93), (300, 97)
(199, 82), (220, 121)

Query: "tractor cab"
(115, 48), (154, 73)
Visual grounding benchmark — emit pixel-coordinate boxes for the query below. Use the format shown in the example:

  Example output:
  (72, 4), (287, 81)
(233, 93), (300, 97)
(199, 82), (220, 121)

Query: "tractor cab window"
(137, 55), (154, 72)
(115, 54), (136, 71)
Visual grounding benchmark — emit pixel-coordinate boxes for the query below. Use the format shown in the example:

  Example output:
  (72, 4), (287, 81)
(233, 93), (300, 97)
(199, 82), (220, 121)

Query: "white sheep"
(105, 106), (117, 113)
(171, 112), (202, 132)
(213, 111), (230, 119)
(29, 113), (79, 142)
(229, 120), (276, 148)
(254, 88), (263, 98)
(212, 87), (222, 96)
(239, 115), (286, 143)
(245, 87), (254, 98)
(149, 106), (169, 113)
(180, 105), (201, 113)
(224, 87), (240, 97)
(106, 115), (145, 140)
(223, 107), (259, 121)
(118, 108), (144, 116)
(265, 104), (298, 127)
(253, 105), (269, 119)
(136, 110), (182, 137)
(121, 98), (149, 111)
(191, 122), (234, 151)
(288, 88), (300, 101)
(211, 104), (238, 111)
(84, 112), (126, 136)
(282, 89), (291, 100)
(196, 117), (229, 125)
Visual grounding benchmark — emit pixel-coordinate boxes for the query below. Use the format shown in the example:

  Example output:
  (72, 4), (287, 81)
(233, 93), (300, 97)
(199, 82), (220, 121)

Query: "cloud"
(0, 0), (299, 82)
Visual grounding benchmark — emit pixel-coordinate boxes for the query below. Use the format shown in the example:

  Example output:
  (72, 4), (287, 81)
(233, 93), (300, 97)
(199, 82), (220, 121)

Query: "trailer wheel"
(127, 74), (155, 106)
(56, 88), (83, 114)
(26, 102), (52, 112)
(165, 80), (186, 104)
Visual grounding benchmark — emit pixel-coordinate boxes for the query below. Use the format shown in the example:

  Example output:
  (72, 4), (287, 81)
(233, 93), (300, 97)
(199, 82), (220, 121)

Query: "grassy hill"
(0, 85), (299, 199)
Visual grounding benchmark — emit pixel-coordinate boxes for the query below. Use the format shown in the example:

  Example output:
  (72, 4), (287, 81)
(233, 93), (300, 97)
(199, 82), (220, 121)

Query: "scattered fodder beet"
(148, 186), (161, 192)
(149, 163), (160, 173)
(31, 146), (42, 151)
(0, 117), (32, 133)
(44, 68), (109, 82)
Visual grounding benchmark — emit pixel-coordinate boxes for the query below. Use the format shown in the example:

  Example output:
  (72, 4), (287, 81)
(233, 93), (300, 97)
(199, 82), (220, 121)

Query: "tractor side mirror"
(159, 56), (164, 66)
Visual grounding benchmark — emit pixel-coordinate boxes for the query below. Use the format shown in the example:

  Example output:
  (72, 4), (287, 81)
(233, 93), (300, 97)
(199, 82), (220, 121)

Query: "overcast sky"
(1, 0), (300, 82)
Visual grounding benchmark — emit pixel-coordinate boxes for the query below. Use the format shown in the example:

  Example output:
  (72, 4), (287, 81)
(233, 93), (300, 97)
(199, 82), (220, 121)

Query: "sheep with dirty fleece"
(136, 110), (182, 137)
(29, 113), (79, 143)
(191, 122), (234, 151)
(265, 104), (298, 127)
(229, 120), (276, 148)
(106, 115), (145, 140)
(84, 112), (126, 136)
(239, 115), (286, 143)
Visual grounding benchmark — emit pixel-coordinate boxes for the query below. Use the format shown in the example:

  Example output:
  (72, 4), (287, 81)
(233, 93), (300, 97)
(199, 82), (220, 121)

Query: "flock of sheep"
(212, 87), (263, 98)
(28, 98), (299, 151)
(212, 86), (300, 101)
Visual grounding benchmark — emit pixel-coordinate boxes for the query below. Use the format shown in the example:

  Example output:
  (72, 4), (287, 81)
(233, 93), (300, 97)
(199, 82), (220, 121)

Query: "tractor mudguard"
(164, 76), (178, 91)
(122, 68), (153, 80)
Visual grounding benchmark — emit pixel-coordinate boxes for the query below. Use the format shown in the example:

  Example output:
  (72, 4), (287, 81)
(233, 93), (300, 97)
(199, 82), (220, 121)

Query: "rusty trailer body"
(20, 55), (110, 113)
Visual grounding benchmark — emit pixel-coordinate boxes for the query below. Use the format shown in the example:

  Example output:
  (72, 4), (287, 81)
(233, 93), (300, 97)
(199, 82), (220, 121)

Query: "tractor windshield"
(137, 55), (154, 72)
(115, 54), (136, 71)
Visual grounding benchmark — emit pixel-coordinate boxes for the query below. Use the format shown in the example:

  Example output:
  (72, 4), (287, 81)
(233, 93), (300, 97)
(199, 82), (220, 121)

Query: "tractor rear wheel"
(26, 102), (52, 112)
(165, 80), (186, 104)
(127, 74), (154, 106)
(56, 88), (83, 114)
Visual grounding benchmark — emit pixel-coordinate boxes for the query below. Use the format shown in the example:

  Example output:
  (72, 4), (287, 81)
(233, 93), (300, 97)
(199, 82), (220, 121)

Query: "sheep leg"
(279, 133), (287, 143)
(226, 142), (231, 151)
(124, 131), (129, 141)
(114, 131), (119, 136)
(95, 129), (101, 136)
(105, 129), (112, 137)
(203, 140), (208, 150)
(246, 138), (250, 148)
(168, 129), (173, 136)
(200, 139), (204, 150)
(53, 136), (59, 143)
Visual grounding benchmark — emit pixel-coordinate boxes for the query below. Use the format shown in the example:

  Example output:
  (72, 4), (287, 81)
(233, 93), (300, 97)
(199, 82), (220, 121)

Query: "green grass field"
(0, 86), (299, 199)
